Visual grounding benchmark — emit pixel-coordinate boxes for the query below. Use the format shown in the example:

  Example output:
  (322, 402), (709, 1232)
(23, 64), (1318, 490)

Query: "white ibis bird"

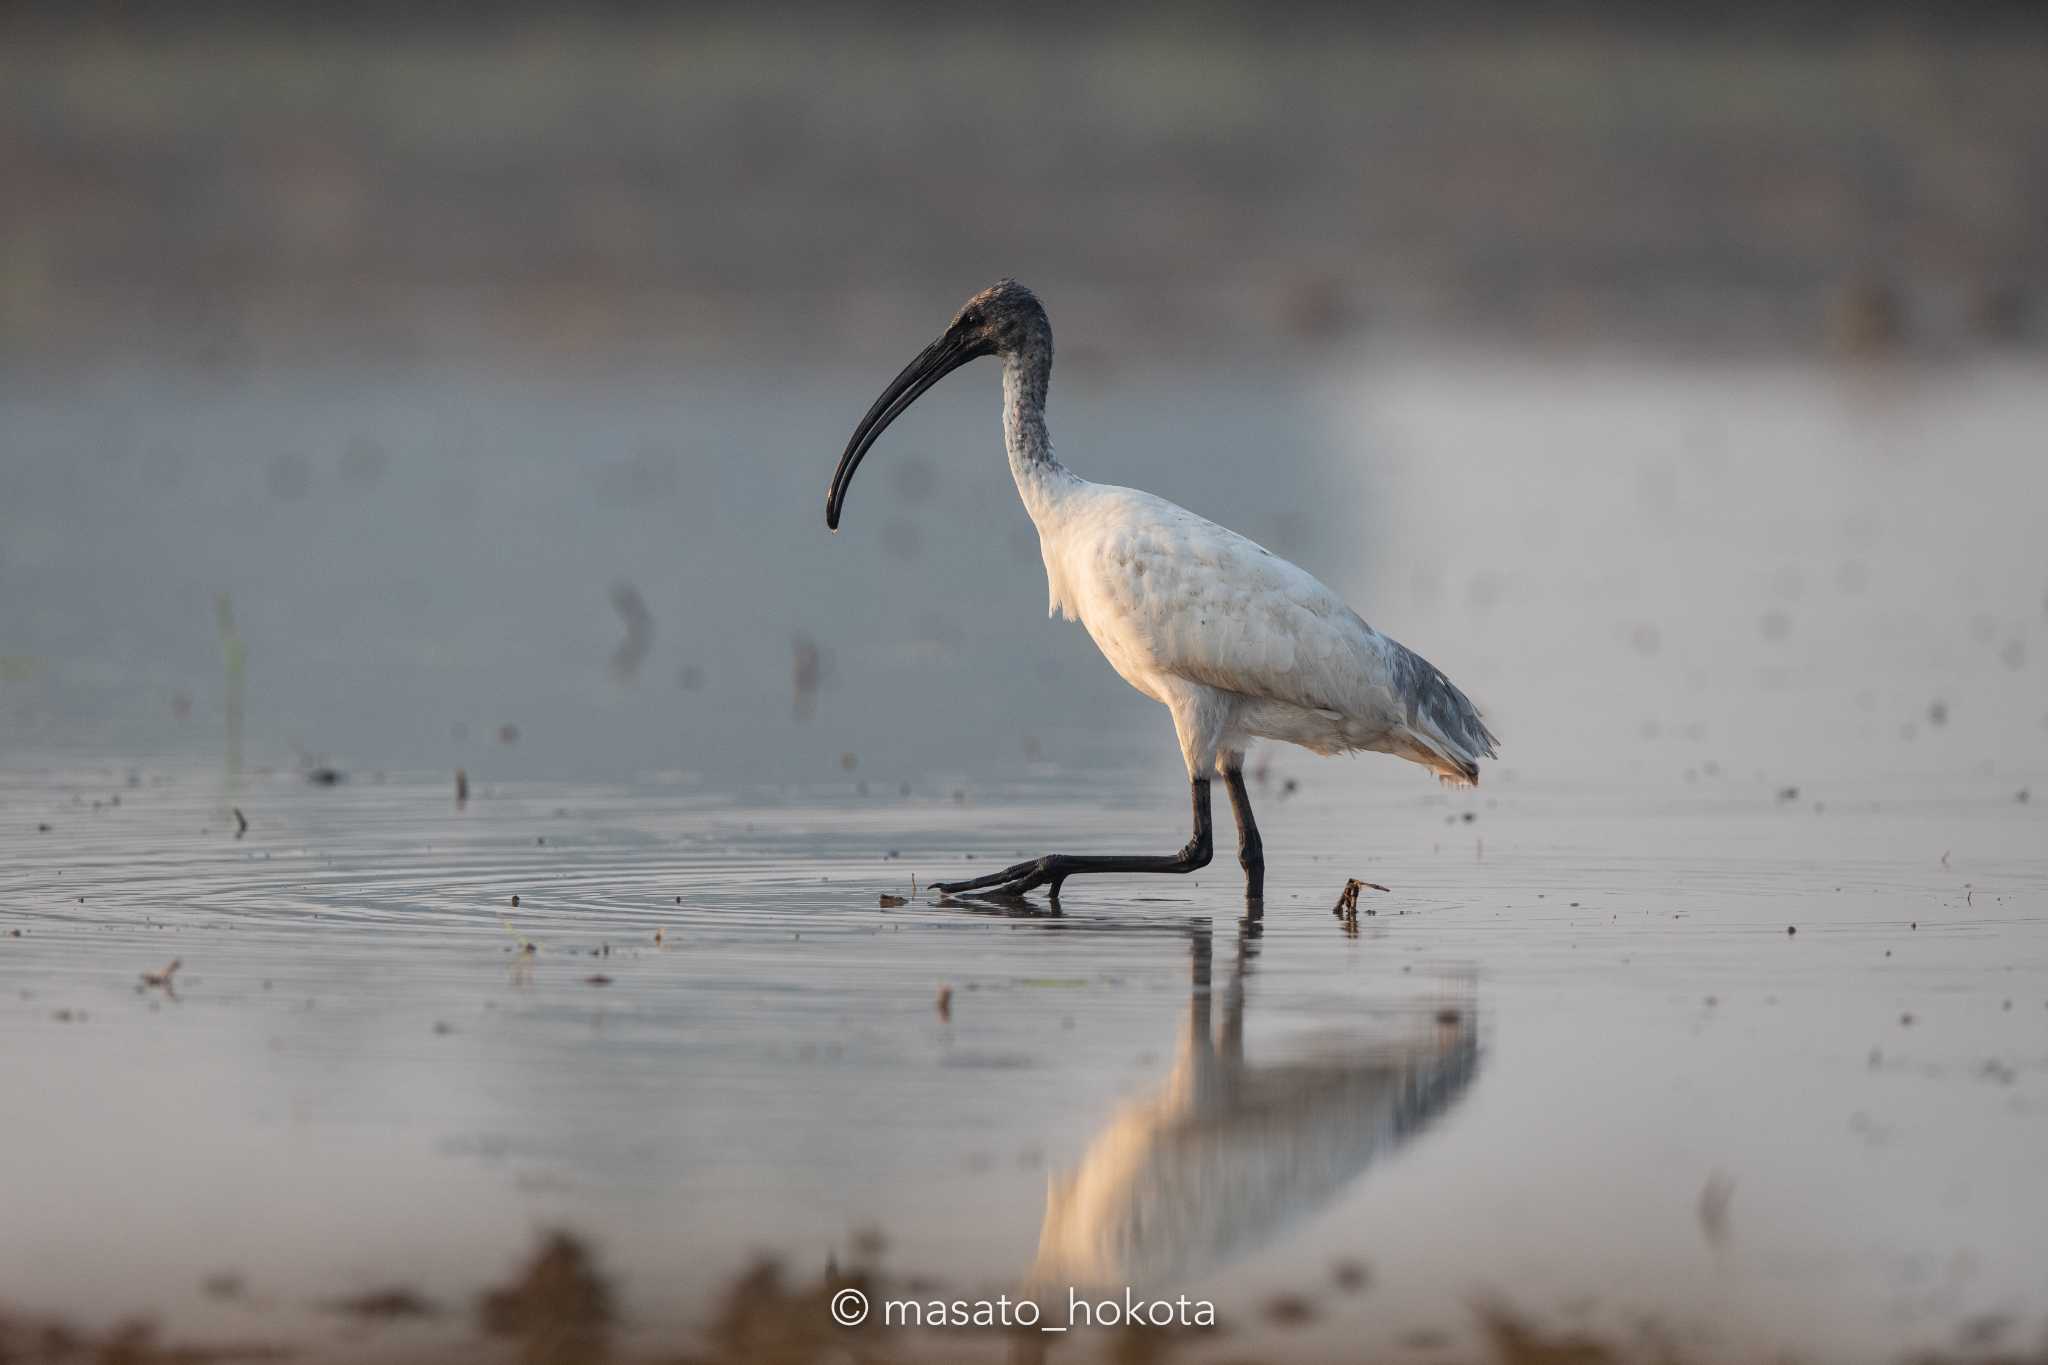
(827, 280), (1496, 902)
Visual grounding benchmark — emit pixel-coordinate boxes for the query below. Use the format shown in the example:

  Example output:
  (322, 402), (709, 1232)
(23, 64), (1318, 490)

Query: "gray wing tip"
(1389, 641), (1498, 770)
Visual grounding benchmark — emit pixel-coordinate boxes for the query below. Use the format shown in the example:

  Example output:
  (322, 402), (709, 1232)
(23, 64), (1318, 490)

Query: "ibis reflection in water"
(827, 280), (1498, 903)
(1030, 919), (1480, 1291)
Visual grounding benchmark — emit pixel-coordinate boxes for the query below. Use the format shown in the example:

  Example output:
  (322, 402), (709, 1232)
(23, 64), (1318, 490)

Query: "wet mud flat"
(1, 757), (2043, 1364)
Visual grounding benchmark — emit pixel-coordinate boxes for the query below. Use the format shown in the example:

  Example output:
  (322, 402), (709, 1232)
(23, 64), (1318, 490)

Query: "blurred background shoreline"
(5, 4), (2045, 379)
(4, 3), (2046, 786)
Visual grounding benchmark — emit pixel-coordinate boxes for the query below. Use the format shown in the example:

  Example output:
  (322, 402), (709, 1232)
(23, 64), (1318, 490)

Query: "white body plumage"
(1022, 469), (1491, 784)
(1006, 372), (1495, 789)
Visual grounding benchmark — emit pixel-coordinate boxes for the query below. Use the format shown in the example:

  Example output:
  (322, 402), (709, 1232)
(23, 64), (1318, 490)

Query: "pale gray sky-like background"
(4, 5), (2043, 791)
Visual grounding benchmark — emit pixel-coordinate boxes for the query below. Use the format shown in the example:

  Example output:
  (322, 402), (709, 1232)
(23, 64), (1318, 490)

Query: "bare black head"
(827, 280), (1049, 530)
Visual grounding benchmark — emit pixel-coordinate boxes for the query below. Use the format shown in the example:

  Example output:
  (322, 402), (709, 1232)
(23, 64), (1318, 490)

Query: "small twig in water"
(1332, 878), (1391, 920)
(140, 958), (181, 996)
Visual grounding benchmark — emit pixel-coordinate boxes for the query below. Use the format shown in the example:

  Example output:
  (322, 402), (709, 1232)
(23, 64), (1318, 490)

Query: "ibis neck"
(1002, 340), (1071, 519)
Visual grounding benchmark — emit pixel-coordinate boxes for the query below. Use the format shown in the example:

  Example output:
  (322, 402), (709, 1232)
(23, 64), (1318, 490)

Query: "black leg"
(1224, 766), (1264, 902)
(930, 779), (1213, 900)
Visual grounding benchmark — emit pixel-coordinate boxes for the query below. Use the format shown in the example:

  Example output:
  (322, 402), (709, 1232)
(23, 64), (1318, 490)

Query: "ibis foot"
(930, 779), (1214, 901)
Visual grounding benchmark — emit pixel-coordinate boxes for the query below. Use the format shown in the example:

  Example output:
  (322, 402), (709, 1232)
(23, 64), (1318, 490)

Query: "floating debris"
(1332, 877), (1389, 920)
(306, 768), (344, 786)
(791, 633), (822, 721)
(232, 807), (248, 838)
(936, 986), (952, 1020)
(1698, 1171), (1735, 1247)
(608, 580), (653, 683)
(201, 1272), (245, 1301)
(585, 975), (613, 987)
(140, 958), (181, 994)
(325, 1288), (442, 1321)
(878, 894), (907, 908)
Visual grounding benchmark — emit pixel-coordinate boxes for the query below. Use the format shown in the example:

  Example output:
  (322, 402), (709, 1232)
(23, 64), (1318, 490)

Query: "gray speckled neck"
(1002, 336), (1074, 519)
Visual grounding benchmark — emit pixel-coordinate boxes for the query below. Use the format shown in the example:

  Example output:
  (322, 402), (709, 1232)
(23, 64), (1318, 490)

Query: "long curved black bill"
(827, 327), (988, 530)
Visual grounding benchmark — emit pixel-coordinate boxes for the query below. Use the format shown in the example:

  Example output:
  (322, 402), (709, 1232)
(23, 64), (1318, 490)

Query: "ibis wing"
(1074, 493), (1385, 709)
(1073, 489), (1496, 770)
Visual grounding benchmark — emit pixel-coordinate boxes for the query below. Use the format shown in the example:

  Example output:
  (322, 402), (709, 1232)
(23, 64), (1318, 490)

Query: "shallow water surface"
(2, 757), (2043, 1363)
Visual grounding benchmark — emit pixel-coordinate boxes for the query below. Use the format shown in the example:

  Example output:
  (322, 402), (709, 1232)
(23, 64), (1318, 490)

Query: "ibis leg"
(1223, 766), (1264, 902)
(929, 779), (1213, 900)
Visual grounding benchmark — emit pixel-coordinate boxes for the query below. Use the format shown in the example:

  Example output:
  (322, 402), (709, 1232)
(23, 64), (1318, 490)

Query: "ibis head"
(827, 279), (1048, 530)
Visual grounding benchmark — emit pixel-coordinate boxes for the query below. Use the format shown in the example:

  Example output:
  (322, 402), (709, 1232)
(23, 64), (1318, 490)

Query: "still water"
(2, 353), (2045, 1361)
(3, 760), (2043, 1362)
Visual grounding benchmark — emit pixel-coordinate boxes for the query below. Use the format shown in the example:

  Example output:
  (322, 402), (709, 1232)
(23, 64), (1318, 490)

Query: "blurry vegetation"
(1, 5), (2044, 372)
(3, 1223), (2045, 1364)
(478, 1232), (615, 1365)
